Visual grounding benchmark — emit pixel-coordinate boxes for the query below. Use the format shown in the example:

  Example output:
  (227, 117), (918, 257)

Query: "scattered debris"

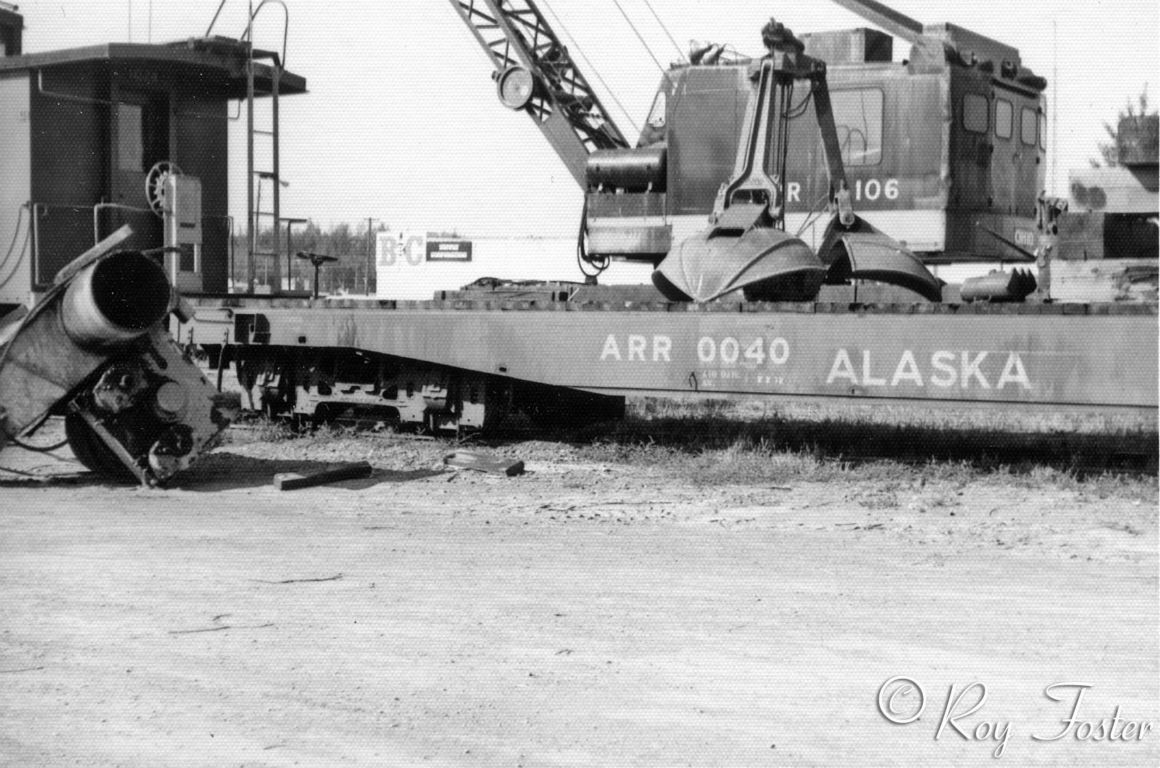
(168, 625), (231, 635)
(368, 432), (435, 442)
(1101, 522), (1144, 536)
(0, 666), (46, 674)
(443, 451), (525, 476)
(251, 573), (344, 585)
(168, 614), (275, 635)
(0, 468), (94, 486)
(273, 461), (373, 490)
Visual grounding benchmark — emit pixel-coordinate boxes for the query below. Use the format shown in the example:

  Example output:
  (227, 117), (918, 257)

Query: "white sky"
(15, 0), (1160, 236)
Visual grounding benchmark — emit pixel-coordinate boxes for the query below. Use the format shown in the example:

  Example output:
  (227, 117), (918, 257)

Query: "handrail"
(0, 202), (31, 294)
(243, 0), (289, 68)
(31, 203), (41, 285)
(93, 203), (153, 245)
(205, 0), (291, 66)
(205, 0), (230, 37)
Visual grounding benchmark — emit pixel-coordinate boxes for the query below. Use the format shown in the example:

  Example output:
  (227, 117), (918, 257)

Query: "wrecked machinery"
(0, 228), (237, 484)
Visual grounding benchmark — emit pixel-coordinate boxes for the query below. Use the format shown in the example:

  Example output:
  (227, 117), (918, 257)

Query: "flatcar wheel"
(64, 412), (137, 483)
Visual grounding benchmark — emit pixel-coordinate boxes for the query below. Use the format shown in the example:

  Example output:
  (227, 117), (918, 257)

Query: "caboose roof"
(0, 36), (306, 99)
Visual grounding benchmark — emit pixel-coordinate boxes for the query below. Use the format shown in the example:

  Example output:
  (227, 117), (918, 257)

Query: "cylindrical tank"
(960, 269), (1037, 303)
(60, 251), (172, 346)
(586, 146), (667, 192)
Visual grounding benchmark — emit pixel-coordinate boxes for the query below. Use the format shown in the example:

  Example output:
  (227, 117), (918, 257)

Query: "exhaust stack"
(61, 251), (173, 347)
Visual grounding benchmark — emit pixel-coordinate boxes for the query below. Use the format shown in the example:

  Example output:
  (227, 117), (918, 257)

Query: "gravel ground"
(1, 424), (1157, 767)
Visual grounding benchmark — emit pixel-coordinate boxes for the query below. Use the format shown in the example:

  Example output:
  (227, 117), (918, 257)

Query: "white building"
(375, 232), (653, 301)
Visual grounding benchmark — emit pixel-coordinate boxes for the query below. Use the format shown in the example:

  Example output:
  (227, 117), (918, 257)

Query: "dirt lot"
(1, 420), (1157, 767)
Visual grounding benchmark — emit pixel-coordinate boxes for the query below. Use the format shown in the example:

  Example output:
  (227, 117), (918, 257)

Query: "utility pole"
(365, 217), (380, 296)
(1051, 20), (1059, 194)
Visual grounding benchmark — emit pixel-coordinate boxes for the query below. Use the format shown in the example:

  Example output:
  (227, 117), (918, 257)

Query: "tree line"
(230, 221), (386, 295)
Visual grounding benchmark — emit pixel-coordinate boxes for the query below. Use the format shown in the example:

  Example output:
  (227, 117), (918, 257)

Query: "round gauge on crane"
(496, 65), (537, 110)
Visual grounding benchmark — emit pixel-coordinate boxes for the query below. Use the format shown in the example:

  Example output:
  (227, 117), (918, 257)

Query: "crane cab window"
(1021, 107), (1039, 146)
(963, 93), (989, 134)
(831, 88), (884, 166)
(995, 99), (1014, 140)
(1039, 111), (1048, 149)
(646, 90), (666, 129)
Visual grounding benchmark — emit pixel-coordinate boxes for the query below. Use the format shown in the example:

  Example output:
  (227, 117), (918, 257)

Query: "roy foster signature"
(876, 677), (1154, 759)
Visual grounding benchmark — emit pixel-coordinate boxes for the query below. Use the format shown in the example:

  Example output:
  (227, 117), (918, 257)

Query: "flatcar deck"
(179, 296), (1158, 428)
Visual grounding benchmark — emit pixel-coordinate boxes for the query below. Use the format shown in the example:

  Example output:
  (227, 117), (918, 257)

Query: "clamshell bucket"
(652, 204), (826, 303)
(817, 215), (944, 301)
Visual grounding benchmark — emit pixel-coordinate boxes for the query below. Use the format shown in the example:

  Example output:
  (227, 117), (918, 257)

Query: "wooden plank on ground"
(443, 451), (525, 476)
(273, 461), (373, 491)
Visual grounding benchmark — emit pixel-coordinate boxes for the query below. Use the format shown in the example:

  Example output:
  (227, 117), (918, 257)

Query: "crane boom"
(448, 0), (629, 187)
(827, 0), (925, 44)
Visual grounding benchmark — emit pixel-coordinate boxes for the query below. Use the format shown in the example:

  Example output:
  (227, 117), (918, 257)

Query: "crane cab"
(585, 23), (1047, 270)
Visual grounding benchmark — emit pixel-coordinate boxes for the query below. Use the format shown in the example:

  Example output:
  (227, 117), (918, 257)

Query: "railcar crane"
(450, 1), (940, 302)
(449, 0), (1053, 297)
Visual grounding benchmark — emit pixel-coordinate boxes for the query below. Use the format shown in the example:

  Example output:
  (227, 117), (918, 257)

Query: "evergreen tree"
(1093, 86), (1151, 167)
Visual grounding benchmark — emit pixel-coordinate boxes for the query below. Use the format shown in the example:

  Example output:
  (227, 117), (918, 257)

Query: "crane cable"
(641, 0), (687, 63)
(610, 0), (671, 81)
(538, 0), (642, 137)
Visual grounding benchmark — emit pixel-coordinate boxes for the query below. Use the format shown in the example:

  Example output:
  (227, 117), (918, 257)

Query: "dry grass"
(561, 396), (1159, 495)
(225, 395), (1158, 497)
